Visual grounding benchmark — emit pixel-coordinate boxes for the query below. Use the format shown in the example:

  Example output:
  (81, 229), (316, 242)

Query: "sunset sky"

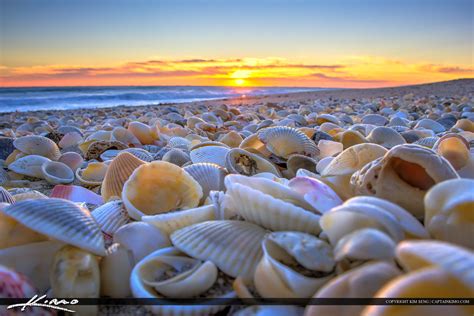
(1, 0), (473, 88)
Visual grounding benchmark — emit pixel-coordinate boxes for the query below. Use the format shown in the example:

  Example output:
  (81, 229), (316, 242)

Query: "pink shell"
(288, 176), (343, 213)
(50, 185), (103, 205)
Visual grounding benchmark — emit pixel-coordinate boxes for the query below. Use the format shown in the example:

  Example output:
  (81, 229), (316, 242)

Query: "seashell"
(432, 133), (470, 170)
(415, 118), (446, 133)
(312, 130), (334, 143)
(333, 228), (396, 263)
(190, 145), (230, 167)
(366, 126), (406, 149)
(92, 200), (131, 238)
(162, 148), (191, 166)
(8, 154), (51, 178)
(239, 133), (273, 157)
(114, 222), (171, 263)
(0, 137), (15, 160)
(130, 247), (234, 315)
(124, 147), (154, 162)
(316, 114), (340, 125)
(362, 114), (388, 126)
(344, 196), (429, 239)
(424, 179), (474, 249)
(0, 187), (14, 204)
(306, 261), (401, 316)
(5, 149), (26, 166)
(84, 140), (128, 161)
(288, 176), (342, 214)
(110, 126), (141, 146)
(224, 174), (321, 234)
(350, 144), (459, 218)
(413, 136), (439, 148)
(0, 241), (64, 292)
(287, 154), (318, 178)
(10, 189), (49, 201)
(170, 220), (266, 281)
(50, 245), (100, 314)
(339, 130), (367, 149)
(254, 232), (335, 298)
(122, 161), (203, 220)
(167, 136), (191, 150)
(58, 151), (84, 171)
(321, 143), (387, 177)
(100, 243), (134, 297)
(316, 156), (333, 174)
(85, 130), (112, 142)
(143, 204), (218, 236)
(453, 118), (474, 132)
(299, 126), (316, 138)
(183, 163), (227, 204)
(317, 140), (343, 158)
(257, 126), (319, 159)
(50, 184), (103, 205)
(128, 121), (157, 144)
(0, 265), (43, 307)
(226, 148), (281, 177)
(58, 132), (83, 149)
(99, 149), (121, 161)
(219, 131), (243, 148)
(3, 198), (105, 255)
(58, 125), (83, 136)
(13, 135), (61, 160)
(76, 161), (108, 186)
(41, 160), (74, 184)
(388, 116), (409, 127)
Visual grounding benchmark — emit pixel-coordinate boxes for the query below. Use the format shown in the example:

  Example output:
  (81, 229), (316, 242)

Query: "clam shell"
(366, 126), (406, 149)
(317, 140), (343, 158)
(239, 133), (273, 157)
(0, 187), (15, 204)
(84, 140), (128, 160)
(92, 200), (131, 238)
(219, 131), (243, 148)
(2, 198), (106, 256)
(58, 151), (84, 171)
(225, 148), (281, 177)
(190, 145), (230, 167)
(100, 243), (134, 297)
(50, 184), (103, 205)
(128, 121), (156, 144)
(339, 130), (367, 149)
(257, 126), (319, 159)
(14, 135), (61, 160)
(10, 189), (49, 201)
(362, 114), (388, 126)
(182, 163), (227, 204)
(41, 161), (74, 184)
(122, 161), (203, 220)
(100, 149), (121, 161)
(101, 151), (146, 202)
(168, 136), (192, 150)
(76, 161), (108, 186)
(59, 132), (83, 149)
(424, 179), (474, 249)
(413, 136), (439, 148)
(8, 154), (51, 178)
(170, 220), (267, 281)
(415, 118), (446, 133)
(432, 133), (470, 170)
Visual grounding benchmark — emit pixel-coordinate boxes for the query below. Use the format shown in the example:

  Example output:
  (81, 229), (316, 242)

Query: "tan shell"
(110, 126), (141, 146)
(92, 200), (131, 238)
(350, 144), (459, 218)
(339, 130), (367, 149)
(128, 121), (157, 144)
(170, 220), (267, 282)
(183, 163), (227, 204)
(257, 126), (319, 159)
(432, 133), (470, 170)
(317, 140), (344, 158)
(122, 161), (203, 220)
(13, 135), (61, 160)
(100, 243), (135, 297)
(101, 151), (146, 202)
(225, 148), (281, 177)
(59, 131), (83, 149)
(41, 161), (75, 184)
(239, 133), (272, 157)
(2, 198), (105, 256)
(219, 131), (243, 148)
(76, 161), (108, 186)
(8, 154), (51, 178)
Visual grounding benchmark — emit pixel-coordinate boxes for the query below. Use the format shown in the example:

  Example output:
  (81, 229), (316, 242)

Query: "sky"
(0, 0), (473, 88)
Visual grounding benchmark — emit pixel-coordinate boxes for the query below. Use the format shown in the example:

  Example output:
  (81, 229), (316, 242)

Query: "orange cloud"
(1, 56), (472, 88)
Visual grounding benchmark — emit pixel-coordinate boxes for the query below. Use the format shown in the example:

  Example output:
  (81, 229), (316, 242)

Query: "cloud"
(418, 64), (474, 74)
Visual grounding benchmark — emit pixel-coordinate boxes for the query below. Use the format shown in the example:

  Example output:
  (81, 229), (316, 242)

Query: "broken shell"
(76, 161), (108, 186)
(288, 176), (342, 214)
(8, 154), (51, 178)
(321, 143), (387, 177)
(101, 151), (146, 202)
(2, 198), (105, 255)
(182, 163), (227, 204)
(41, 161), (74, 184)
(424, 179), (474, 249)
(254, 232), (334, 298)
(257, 126), (319, 159)
(225, 148), (281, 177)
(100, 243), (134, 297)
(13, 135), (61, 160)
(58, 151), (84, 171)
(170, 220), (266, 281)
(122, 161), (203, 220)
(92, 200), (131, 238)
(366, 126), (406, 149)
(190, 145), (230, 168)
(239, 133), (273, 157)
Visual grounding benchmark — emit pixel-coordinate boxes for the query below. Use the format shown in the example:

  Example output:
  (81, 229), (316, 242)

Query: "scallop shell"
(225, 148), (281, 177)
(124, 147), (154, 162)
(257, 126), (319, 159)
(224, 174), (321, 234)
(183, 163), (227, 204)
(305, 262), (401, 316)
(366, 126), (406, 149)
(162, 148), (191, 166)
(122, 161), (203, 220)
(8, 154), (51, 178)
(190, 145), (230, 167)
(424, 179), (474, 249)
(254, 232), (335, 298)
(170, 220), (266, 282)
(321, 143), (387, 177)
(167, 136), (191, 150)
(432, 133), (470, 170)
(58, 151), (84, 171)
(92, 200), (131, 238)
(413, 136), (439, 148)
(76, 161), (108, 186)
(13, 135), (61, 160)
(100, 243), (135, 297)
(101, 151), (146, 202)
(2, 198), (105, 256)
(41, 161), (74, 184)
(0, 187), (15, 204)
(350, 144), (459, 218)
(59, 132), (83, 149)
(128, 121), (157, 144)
(415, 118), (446, 133)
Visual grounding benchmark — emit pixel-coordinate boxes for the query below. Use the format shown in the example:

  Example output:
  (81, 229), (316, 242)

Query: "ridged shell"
(41, 161), (74, 184)
(0, 187), (15, 204)
(183, 163), (227, 204)
(190, 145), (230, 167)
(8, 154), (51, 178)
(362, 114), (388, 126)
(167, 136), (192, 150)
(92, 200), (131, 238)
(122, 161), (203, 220)
(170, 220), (267, 282)
(257, 126), (319, 159)
(162, 148), (191, 167)
(239, 133), (273, 157)
(13, 135), (61, 160)
(415, 118), (446, 133)
(225, 148), (281, 177)
(124, 147), (154, 162)
(101, 152), (146, 201)
(2, 198), (105, 256)
(366, 126), (406, 149)
(413, 136), (439, 148)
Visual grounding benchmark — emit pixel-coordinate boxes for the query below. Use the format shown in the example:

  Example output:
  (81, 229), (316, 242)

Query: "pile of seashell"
(0, 93), (473, 315)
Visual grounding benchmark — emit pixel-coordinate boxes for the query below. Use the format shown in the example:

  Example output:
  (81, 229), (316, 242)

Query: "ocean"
(0, 86), (324, 113)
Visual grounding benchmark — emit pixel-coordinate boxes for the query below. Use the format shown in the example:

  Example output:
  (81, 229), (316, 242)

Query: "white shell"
(183, 163), (227, 204)
(92, 200), (131, 238)
(41, 161), (74, 184)
(190, 145), (230, 167)
(14, 135), (61, 160)
(257, 126), (319, 159)
(8, 154), (51, 178)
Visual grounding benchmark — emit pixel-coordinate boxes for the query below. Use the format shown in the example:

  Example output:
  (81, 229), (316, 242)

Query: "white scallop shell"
(257, 126), (319, 159)
(183, 163), (227, 203)
(190, 145), (230, 167)
(92, 200), (131, 238)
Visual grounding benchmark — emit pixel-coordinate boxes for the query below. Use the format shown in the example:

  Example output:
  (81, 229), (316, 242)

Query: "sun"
(234, 78), (246, 86)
